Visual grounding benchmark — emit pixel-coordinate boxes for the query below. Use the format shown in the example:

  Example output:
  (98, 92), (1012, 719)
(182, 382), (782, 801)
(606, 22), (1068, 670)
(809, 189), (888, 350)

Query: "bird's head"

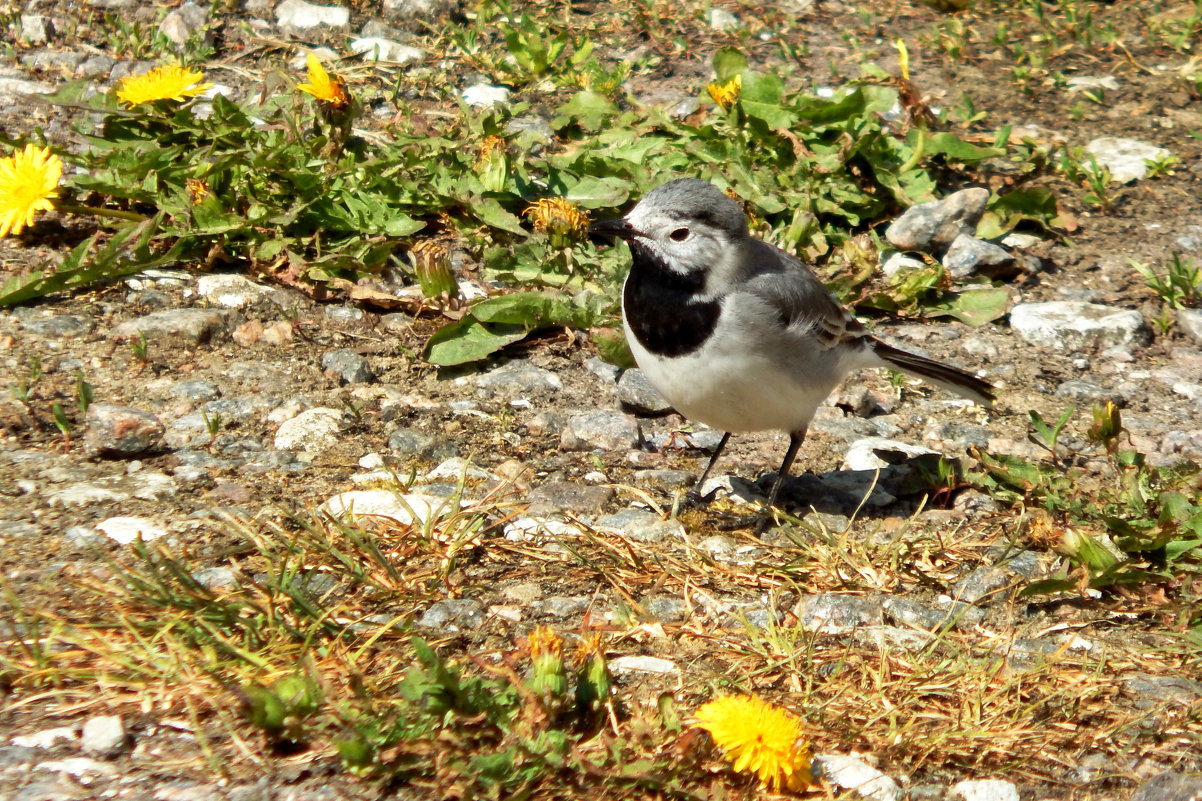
(588, 179), (750, 283)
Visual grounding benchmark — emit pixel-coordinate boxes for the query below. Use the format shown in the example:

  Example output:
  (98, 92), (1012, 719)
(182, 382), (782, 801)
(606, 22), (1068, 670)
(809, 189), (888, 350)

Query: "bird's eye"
(669, 228), (690, 242)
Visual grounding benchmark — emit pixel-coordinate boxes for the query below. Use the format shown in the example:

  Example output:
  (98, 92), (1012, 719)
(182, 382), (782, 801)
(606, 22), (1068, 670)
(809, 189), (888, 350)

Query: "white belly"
(623, 294), (852, 435)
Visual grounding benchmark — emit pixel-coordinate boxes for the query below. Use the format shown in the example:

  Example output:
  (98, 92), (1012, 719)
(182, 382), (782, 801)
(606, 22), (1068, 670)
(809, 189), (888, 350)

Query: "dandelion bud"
(573, 633), (612, 719)
(409, 239), (458, 300)
(528, 625), (567, 701)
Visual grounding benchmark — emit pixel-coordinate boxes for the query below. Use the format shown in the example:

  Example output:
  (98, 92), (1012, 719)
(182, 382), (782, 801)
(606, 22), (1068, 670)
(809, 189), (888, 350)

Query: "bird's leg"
(753, 430), (806, 536)
(682, 431), (731, 508)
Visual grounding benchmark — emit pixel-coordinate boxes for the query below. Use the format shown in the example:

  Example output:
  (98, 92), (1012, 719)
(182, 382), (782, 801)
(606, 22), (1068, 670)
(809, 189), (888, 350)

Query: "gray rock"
(880, 252), (925, 278)
(349, 37), (423, 64)
(169, 379), (221, 404)
(94, 516), (168, 545)
(1055, 378), (1115, 402)
(814, 754), (901, 801)
(84, 403), (164, 456)
(1131, 772), (1202, 801)
(560, 410), (640, 451)
(77, 54), (117, 77)
(524, 411), (565, 436)
(617, 369), (672, 415)
(192, 567), (238, 591)
(18, 48), (85, 69)
(18, 14), (53, 44)
(321, 349), (374, 384)
(1121, 673), (1202, 709)
(417, 599), (484, 631)
(949, 565), (1015, 604)
(158, 2), (208, 47)
(1066, 75), (1119, 93)
(537, 596), (589, 618)
(19, 314), (93, 337)
(0, 68), (53, 97)
(195, 274), (299, 309)
(644, 596), (690, 622)
(273, 407), (343, 451)
(709, 7), (740, 30)
(632, 468), (695, 489)
(526, 481), (613, 516)
(324, 305), (364, 322)
(1009, 301), (1146, 351)
(462, 84), (510, 108)
(885, 187), (990, 253)
(475, 360), (562, 394)
(11, 726), (78, 749)
(596, 508), (684, 543)
(505, 114), (555, 144)
(949, 779), (1019, 801)
(111, 308), (230, 344)
(883, 597), (956, 631)
(1177, 308), (1202, 347)
(1085, 136), (1171, 183)
(80, 716), (126, 757)
(382, 0), (455, 17)
(388, 426), (458, 460)
(843, 438), (940, 471)
(798, 594), (883, 634)
(274, 0), (350, 28)
(941, 233), (1015, 279)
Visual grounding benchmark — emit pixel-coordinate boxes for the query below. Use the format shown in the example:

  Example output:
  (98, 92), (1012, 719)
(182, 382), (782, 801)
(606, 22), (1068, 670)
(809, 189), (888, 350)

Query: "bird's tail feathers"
(870, 340), (996, 407)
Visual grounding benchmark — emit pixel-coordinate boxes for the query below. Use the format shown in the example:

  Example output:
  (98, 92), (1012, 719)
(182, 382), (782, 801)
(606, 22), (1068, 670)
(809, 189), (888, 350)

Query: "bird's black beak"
(587, 217), (636, 245)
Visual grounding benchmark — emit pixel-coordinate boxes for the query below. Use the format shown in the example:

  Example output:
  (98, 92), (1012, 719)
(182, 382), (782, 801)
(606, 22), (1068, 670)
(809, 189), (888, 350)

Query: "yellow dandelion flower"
(694, 694), (813, 793)
(186, 177), (209, 203)
(707, 74), (742, 112)
(528, 625), (563, 658)
(117, 65), (213, 107)
(0, 144), (62, 238)
(297, 52), (351, 110)
(524, 197), (590, 239)
(477, 134), (506, 166)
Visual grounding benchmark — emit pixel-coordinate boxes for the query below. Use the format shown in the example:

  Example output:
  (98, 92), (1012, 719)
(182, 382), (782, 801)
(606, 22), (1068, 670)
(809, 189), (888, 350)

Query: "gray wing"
(740, 239), (868, 350)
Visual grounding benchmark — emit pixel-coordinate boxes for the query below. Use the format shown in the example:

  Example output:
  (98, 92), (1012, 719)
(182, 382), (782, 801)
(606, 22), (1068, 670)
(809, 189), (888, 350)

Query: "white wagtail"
(589, 178), (996, 531)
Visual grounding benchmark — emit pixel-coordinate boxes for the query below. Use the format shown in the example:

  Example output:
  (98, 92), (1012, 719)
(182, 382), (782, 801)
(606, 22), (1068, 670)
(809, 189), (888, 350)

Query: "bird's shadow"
(727, 452), (953, 519)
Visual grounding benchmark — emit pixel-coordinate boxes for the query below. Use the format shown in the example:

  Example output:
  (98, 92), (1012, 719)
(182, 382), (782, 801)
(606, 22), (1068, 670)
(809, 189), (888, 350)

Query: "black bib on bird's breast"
(622, 243), (721, 358)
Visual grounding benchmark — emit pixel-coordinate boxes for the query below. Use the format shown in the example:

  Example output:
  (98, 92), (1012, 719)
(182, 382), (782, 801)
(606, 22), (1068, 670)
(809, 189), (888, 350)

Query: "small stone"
(422, 457), (490, 482)
(798, 594), (883, 634)
(843, 437), (940, 471)
(1131, 772), (1202, 801)
(417, 599), (484, 630)
(192, 567), (238, 591)
(632, 468), (695, 489)
(349, 37), (423, 64)
(321, 349), (374, 384)
(80, 716), (126, 757)
(382, 0), (453, 17)
(1066, 75), (1120, 93)
(169, 380), (221, 404)
(941, 233), (1016, 279)
(537, 596), (589, 618)
(815, 754), (901, 801)
(560, 410), (640, 451)
(1121, 674), (1202, 709)
(275, 0), (350, 28)
(617, 369), (673, 415)
(84, 403), (164, 456)
(111, 308), (230, 344)
(949, 779), (1020, 801)
(462, 84), (510, 108)
(321, 490), (456, 528)
(195, 274), (297, 309)
(19, 314), (92, 337)
(94, 516), (168, 545)
(880, 252), (926, 278)
(526, 481), (614, 516)
(1009, 301), (1146, 351)
(273, 407), (343, 451)
(475, 360), (561, 394)
(1055, 379), (1115, 403)
(1085, 136), (1172, 183)
(35, 757), (117, 778)
(11, 727), (78, 749)
(1177, 309), (1202, 347)
(596, 509), (684, 543)
(885, 187), (990, 253)
(157, 2), (208, 47)
(949, 565), (1014, 604)
(19, 14), (54, 44)
(388, 426), (458, 460)
(644, 596), (690, 622)
(709, 7), (740, 30)
(610, 655), (678, 675)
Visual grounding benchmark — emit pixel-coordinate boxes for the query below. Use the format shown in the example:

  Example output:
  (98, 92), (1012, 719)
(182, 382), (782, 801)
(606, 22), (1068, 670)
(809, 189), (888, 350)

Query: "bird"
(588, 178), (996, 532)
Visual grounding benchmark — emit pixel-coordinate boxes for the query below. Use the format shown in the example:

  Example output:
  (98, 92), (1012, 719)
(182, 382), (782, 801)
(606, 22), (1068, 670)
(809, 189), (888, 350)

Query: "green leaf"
(712, 47), (747, 82)
(924, 287), (1011, 327)
(552, 91), (618, 132)
(563, 175), (629, 208)
(592, 327), (635, 368)
(920, 131), (1004, 163)
(738, 72), (795, 129)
